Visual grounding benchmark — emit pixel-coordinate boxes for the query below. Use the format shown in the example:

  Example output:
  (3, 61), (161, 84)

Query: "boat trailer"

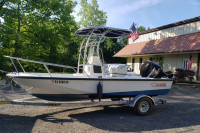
(0, 84), (166, 116)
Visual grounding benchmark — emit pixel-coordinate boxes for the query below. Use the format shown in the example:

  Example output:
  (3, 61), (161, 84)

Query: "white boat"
(5, 27), (174, 101)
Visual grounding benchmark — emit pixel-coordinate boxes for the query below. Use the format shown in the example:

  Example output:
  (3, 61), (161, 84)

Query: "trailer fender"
(128, 95), (155, 107)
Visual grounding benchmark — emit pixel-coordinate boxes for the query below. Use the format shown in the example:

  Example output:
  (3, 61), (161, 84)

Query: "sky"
(73, 0), (200, 29)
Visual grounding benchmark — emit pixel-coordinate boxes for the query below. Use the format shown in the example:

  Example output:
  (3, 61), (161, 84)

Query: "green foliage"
(103, 25), (150, 64)
(0, 0), (80, 72)
(102, 25), (150, 64)
(77, 0), (126, 63)
(0, 0), (151, 75)
(101, 37), (127, 64)
(78, 0), (107, 27)
(137, 26), (150, 32)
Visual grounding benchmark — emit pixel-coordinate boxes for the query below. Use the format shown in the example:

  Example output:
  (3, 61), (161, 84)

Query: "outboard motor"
(140, 60), (169, 78)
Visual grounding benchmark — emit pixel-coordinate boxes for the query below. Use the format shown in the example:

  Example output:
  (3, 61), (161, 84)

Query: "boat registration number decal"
(151, 83), (166, 87)
(51, 80), (69, 84)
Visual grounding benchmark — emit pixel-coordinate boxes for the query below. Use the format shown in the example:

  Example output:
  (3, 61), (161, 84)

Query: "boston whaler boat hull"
(9, 73), (173, 101)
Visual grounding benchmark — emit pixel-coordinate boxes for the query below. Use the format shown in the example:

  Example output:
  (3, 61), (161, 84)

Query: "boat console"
(84, 64), (102, 76)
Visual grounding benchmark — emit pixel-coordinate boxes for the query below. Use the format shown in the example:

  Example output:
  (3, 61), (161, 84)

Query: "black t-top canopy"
(76, 26), (131, 38)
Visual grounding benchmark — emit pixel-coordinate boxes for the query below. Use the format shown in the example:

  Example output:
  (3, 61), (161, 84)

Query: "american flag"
(130, 23), (139, 42)
(188, 54), (193, 69)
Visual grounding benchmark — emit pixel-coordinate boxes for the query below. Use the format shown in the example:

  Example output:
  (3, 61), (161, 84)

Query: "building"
(114, 16), (200, 80)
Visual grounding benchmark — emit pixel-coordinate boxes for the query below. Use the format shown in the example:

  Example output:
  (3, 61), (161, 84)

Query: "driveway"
(0, 84), (200, 133)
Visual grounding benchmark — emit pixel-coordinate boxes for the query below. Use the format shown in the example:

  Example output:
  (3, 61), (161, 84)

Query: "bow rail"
(4, 56), (77, 77)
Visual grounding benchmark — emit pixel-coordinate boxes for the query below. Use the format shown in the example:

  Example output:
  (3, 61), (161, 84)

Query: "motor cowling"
(140, 60), (167, 78)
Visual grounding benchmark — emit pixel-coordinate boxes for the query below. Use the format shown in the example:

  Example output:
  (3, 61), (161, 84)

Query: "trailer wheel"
(134, 97), (153, 116)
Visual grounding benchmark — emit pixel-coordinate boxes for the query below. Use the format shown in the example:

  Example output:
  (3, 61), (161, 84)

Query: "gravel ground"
(0, 84), (200, 133)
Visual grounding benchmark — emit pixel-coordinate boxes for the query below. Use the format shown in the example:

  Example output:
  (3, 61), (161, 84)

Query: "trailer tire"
(134, 97), (153, 116)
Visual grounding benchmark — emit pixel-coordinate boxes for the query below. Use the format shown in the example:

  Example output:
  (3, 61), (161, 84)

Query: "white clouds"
(72, 0), (199, 30)
(97, 0), (163, 28)
(190, 0), (200, 6)
(73, 0), (164, 28)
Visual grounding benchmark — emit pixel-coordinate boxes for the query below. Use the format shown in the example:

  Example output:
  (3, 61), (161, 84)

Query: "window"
(183, 58), (189, 70)
(139, 58), (143, 69)
(132, 58), (135, 71)
(149, 57), (164, 67)
(150, 57), (158, 63)
(159, 57), (164, 67)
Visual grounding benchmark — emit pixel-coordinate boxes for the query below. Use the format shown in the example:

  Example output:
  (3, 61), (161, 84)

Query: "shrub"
(174, 68), (195, 82)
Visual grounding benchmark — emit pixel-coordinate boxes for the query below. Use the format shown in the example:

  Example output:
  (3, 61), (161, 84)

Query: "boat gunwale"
(11, 76), (174, 81)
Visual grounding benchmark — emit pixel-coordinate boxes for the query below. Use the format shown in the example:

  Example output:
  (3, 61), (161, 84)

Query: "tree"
(0, 0), (79, 73)
(77, 0), (107, 27)
(77, 0), (133, 64)
(101, 37), (127, 64)
(137, 26), (150, 32)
